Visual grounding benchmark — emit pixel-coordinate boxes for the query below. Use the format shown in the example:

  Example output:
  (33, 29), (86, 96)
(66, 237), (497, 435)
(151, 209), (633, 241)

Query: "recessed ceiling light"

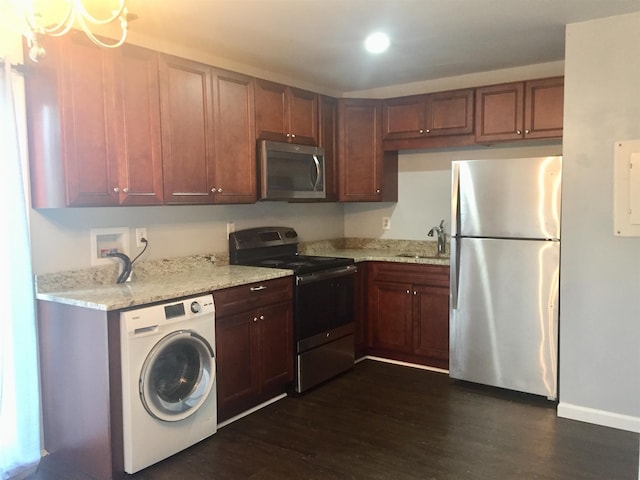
(364, 32), (390, 54)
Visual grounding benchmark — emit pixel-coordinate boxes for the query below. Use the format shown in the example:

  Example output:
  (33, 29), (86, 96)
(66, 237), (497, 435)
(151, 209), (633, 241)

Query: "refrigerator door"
(449, 237), (559, 398)
(453, 157), (561, 240)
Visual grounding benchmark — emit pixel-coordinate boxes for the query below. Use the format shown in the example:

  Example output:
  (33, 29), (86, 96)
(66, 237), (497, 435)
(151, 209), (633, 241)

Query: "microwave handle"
(310, 155), (321, 191)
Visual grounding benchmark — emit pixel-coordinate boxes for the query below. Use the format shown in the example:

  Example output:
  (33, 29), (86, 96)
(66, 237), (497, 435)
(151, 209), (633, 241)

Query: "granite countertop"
(316, 248), (450, 266)
(35, 239), (450, 311)
(36, 265), (292, 311)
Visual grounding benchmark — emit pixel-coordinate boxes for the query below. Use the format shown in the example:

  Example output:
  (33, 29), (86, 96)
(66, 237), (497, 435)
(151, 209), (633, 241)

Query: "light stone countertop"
(35, 239), (450, 312)
(35, 265), (293, 311)
(315, 248), (450, 266)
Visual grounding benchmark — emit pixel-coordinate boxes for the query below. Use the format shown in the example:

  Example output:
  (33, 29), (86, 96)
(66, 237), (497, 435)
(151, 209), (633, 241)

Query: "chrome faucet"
(428, 219), (447, 255)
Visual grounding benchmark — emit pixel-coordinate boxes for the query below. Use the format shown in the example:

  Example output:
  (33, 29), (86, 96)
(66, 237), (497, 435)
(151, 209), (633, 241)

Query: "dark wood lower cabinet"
(366, 262), (450, 369)
(214, 278), (294, 422)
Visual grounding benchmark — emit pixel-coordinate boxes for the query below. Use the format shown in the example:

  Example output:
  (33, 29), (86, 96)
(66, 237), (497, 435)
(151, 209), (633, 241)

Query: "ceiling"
(123, 0), (640, 93)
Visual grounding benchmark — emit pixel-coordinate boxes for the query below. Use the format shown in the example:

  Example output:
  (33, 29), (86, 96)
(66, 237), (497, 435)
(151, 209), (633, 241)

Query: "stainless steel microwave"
(259, 140), (326, 200)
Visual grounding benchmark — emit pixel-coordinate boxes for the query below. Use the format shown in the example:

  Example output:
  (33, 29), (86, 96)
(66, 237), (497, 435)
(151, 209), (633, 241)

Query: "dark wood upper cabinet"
(524, 77), (564, 139)
(26, 33), (164, 207)
(113, 44), (164, 205)
(210, 68), (257, 203)
(475, 77), (563, 142)
(383, 88), (474, 140)
(255, 79), (319, 146)
(158, 55), (215, 204)
(319, 95), (338, 201)
(338, 98), (397, 202)
(159, 59), (257, 204)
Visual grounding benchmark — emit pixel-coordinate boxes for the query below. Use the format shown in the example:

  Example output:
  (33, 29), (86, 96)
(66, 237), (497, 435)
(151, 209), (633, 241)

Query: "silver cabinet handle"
(413, 291), (417, 295)
(516, 130), (522, 135)
(250, 285), (267, 292)
(525, 129), (530, 134)
(253, 316), (257, 322)
(259, 315), (265, 320)
(419, 129), (424, 134)
(425, 129), (430, 133)
(113, 187), (120, 193)
(406, 289), (410, 294)
(123, 187), (129, 193)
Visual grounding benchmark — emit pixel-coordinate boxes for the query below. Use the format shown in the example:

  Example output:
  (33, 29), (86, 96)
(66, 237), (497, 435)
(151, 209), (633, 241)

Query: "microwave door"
(261, 146), (326, 200)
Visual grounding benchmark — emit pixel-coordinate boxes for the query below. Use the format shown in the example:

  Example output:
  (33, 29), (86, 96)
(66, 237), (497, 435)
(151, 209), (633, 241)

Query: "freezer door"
(449, 237), (559, 398)
(452, 156), (561, 239)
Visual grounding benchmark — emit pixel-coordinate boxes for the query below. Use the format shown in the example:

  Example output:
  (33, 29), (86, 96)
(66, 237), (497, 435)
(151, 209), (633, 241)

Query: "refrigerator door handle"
(450, 235), (460, 310)
(451, 162), (460, 238)
(450, 158), (461, 309)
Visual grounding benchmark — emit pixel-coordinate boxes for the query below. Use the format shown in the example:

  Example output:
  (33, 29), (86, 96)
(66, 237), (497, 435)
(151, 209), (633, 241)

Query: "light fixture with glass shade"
(24, 0), (129, 63)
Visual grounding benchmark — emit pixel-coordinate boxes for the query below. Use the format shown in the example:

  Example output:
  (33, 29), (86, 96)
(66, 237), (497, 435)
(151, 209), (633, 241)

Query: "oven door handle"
(296, 264), (357, 286)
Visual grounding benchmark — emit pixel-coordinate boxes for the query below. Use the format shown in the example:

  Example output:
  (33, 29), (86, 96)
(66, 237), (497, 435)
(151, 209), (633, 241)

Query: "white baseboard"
(216, 393), (287, 429)
(362, 355), (449, 374)
(557, 402), (640, 433)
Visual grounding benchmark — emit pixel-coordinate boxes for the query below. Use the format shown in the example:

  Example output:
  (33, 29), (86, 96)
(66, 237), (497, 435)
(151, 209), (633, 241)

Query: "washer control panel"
(121, 294), (215, 333)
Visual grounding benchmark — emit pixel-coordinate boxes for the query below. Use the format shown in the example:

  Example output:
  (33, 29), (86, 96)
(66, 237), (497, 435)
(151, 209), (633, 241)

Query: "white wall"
(31, 202), (344, 273)
(344, 143), (561, 240)
(557, 13), (640, 433)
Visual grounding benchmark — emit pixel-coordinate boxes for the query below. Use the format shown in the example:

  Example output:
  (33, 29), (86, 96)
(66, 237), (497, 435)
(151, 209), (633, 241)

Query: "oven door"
(295, 265), (356, 349)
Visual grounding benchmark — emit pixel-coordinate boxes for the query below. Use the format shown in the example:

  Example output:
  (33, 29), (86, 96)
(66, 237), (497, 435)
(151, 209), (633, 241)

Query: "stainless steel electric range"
(229, 226), (356, 393)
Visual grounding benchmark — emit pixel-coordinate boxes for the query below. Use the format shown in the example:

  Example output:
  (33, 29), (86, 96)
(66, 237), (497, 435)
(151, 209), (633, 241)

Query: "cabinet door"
(113, 44), (163, 205)
(288, 87), (319, 146)
(338, 99), (386, 201)
(159, 55), (215, 204)
(320, 95), (338, 201)
(215, 311), (259, 419)
(254, 79), (288, 142)
(413, 284), (450, 368)
(382, 95), (426, 140)
(426, 89), (474, 136)
(257, 302), (294, 392)
(58, 33), (119, 206)
(368, 281), (413, 353)
(211, 69), (257, 203)
(475, 82), (524, 142)
(524, 77), (564, 139)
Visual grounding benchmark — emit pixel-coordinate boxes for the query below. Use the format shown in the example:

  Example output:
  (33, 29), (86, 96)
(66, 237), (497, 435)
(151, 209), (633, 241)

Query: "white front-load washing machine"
(120, 294), (217, 474)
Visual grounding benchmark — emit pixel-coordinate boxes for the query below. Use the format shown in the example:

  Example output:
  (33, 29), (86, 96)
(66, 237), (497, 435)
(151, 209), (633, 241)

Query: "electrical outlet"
(135, 227), (148, 247)
(382, 217), (391, 230)
(226, 222), (235, 238)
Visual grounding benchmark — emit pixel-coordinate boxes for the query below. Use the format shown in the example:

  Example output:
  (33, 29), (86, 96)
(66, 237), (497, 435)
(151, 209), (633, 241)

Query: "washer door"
(139, 330), (215, 422)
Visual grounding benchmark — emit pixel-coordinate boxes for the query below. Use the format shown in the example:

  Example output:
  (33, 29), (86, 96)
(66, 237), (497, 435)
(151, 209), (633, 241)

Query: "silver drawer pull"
(250, 285), (267, 292)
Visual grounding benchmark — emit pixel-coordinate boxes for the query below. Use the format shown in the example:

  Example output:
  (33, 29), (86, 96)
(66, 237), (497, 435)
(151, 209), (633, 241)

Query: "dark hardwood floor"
(31, 360), (639, 480)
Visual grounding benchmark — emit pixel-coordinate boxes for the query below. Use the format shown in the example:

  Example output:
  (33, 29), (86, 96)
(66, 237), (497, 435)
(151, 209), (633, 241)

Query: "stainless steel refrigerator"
(450, 156), (561, 399)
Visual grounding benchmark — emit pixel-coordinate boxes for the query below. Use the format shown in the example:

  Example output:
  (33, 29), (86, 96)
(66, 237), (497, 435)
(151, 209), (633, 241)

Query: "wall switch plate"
(382, 217), (391, 230)
(135, 227), (148, 247)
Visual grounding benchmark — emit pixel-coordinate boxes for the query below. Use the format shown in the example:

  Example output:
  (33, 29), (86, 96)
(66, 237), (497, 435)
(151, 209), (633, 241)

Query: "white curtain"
(0, 59), (41, 479)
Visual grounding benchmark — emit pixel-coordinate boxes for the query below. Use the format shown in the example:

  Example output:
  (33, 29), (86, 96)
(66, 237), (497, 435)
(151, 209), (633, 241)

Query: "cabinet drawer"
(370, 262), (449, 286)
(214, 277), (293, 317)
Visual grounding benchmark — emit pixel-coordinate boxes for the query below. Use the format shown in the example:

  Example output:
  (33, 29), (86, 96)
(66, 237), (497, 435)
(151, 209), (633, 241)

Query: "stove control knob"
(190, 301), (201, 314)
